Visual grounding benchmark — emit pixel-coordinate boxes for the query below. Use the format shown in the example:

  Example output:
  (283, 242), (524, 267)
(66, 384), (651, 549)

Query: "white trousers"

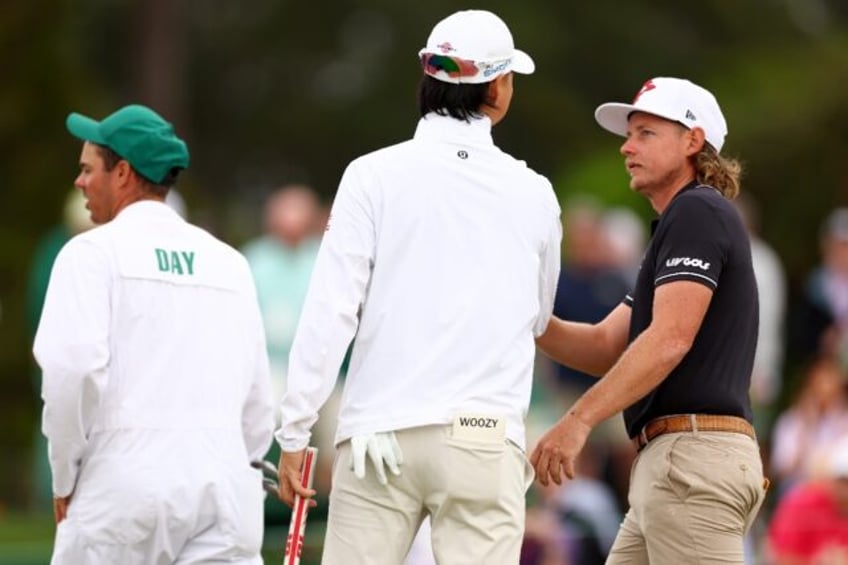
(50, 429), (264, 565)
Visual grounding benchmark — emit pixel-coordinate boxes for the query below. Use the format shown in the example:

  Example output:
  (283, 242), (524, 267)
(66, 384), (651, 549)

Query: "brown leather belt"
(632, 414), (755, 452)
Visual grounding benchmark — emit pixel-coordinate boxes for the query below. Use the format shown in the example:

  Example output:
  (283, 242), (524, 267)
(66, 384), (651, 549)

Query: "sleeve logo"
(665, 256), (710, 270)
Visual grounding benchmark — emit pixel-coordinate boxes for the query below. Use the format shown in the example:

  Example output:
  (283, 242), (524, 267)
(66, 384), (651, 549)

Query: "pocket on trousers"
(667, 433), (766, 532)
(729, 438), (767, 532)
(73, 457), (157, 545)
(742, 471), (769, 533)
(445, 435), (506, 453)
(444, 437), (510, 502)
(506, 441), (535, 492)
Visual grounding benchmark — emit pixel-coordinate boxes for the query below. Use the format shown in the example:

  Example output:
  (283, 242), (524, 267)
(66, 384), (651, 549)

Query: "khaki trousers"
(607, 431), (767, 564)
(321, 424), (534, 565)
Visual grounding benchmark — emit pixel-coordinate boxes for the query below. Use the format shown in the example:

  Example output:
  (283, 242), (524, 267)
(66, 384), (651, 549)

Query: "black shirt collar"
(650, 180), (702, 234)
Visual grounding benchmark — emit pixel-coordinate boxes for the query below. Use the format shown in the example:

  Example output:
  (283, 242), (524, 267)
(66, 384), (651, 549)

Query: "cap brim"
(512, 49), (535, 75)
(594, 103), (639, 137)
(595, 102), (692, 138)
(66, 113), (106, 145)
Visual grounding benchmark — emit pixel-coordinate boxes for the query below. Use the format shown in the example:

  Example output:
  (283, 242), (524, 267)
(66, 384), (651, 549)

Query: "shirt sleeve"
(275, 160), (375, 452)
(241, 263), (275, 463)
(33, 238), (111, 497)
(534, 209), (562, 337)
(652, 195), (729, 291)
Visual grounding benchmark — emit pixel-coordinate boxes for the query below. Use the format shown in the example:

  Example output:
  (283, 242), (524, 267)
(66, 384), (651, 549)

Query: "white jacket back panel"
(35, 203), (273, 495)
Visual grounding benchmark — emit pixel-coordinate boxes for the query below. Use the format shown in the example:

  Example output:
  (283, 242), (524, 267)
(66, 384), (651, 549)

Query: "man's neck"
(113, 189), (165, 218)
(647, 174), (696, 214)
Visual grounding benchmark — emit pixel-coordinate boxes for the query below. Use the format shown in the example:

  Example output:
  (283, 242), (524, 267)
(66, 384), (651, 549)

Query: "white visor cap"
(418, 10), (535, 84)
(595, 77), (728, 152)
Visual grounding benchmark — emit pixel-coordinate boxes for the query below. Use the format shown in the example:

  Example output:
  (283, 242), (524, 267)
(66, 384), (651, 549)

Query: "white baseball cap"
(418, 10), (535, 85)
(595, 77), (728, 152)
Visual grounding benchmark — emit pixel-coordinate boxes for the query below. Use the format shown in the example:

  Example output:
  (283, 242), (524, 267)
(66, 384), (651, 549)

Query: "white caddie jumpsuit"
(34, 201), (274, 564)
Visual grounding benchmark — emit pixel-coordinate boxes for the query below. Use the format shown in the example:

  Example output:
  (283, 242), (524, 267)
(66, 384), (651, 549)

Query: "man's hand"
(349, 432), (403, 485)
(53, 495), (71, 524)
(277, 449), (317, 508)
(530, 411), (592, 486)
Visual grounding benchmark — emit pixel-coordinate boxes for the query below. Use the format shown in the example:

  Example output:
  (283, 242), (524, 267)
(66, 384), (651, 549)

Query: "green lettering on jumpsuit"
(154, 248), (195, 275)
(155, 248), (169, 271)
(181, 251), (195, 274)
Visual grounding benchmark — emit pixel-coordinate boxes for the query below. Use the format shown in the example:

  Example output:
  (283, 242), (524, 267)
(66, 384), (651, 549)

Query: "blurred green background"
(1, 0), (847, 558)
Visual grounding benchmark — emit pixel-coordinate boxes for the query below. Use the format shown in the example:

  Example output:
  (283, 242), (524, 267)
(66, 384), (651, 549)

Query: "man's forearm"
(535, 317), (623, 377)
(569, 326), (690, 428)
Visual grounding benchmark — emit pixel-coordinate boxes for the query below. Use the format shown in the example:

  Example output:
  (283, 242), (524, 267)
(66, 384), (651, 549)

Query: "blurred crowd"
(26, 186), (848, 564)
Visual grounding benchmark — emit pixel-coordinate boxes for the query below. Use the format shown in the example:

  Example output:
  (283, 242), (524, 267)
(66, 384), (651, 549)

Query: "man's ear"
(486, 73), (511, 107)
(485, 78), (500, 108)
(686, 127), (707, 156)
(114, 159), (134, 188)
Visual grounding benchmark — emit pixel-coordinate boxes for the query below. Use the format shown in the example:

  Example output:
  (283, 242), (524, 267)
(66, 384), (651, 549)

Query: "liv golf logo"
(666, 257), (711, 270)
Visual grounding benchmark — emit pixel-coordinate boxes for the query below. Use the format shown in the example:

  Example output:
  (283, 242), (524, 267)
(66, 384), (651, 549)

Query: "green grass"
(263, 523), (326, 565)
(0, 512), (54, 565)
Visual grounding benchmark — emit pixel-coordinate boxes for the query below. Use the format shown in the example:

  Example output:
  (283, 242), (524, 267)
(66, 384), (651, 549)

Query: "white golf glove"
(349, 431), (403, 485)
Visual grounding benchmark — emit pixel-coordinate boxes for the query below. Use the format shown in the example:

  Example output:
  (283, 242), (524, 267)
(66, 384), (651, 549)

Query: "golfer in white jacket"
(34, 104), (274, 564)
(276, 10), (561, 564)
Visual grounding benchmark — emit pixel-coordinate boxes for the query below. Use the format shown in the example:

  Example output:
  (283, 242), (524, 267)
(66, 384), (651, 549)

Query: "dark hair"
(94, 143), (176, 197)
(95, 144), (122, 172)
(418, 75), (490, 122)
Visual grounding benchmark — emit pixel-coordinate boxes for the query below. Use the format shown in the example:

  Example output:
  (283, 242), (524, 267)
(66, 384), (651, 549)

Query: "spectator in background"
(768, 440), (848, 564)
(734, 193), (786, 434)
(165, 189), (188, 220)
(551, 444), (622, 562)
(602, 206), (647, 287)
(242, 185), (322, 405)
(27, 189), (95, 340)
(522, 444), (621, 564)
(521, 500), (570, 565)
(770, 355), (848, 496)
(798, 208), (848, 368)
(552, 200), (630, 397)
(241, 184), (342, 517)
(548, 201), (633, 510)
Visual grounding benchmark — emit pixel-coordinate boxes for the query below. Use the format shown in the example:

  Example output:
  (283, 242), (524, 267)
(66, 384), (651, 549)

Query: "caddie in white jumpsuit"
(275, 10), (561, 565)
(34, 104), (275, 564)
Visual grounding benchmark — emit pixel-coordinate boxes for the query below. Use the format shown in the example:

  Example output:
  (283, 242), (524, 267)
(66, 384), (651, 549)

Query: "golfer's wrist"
(566, 409), (593, 430)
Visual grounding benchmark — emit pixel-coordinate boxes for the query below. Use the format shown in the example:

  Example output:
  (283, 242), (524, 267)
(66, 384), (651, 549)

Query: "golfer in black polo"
(531, 77), (767, 564)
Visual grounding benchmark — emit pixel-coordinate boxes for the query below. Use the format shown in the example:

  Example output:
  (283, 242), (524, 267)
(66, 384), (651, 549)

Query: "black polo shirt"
(623, 182), (757, 439)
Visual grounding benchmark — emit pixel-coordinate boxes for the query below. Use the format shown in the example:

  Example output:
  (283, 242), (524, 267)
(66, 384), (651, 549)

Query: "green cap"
(66, 104), (190, 184)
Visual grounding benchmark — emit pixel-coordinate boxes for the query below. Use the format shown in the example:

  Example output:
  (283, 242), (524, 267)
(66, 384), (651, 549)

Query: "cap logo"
(481, 58), (511, 78)
(685, 109), (697, 121)
(633, 79), (656, 103)
(436, 42), (456, 54)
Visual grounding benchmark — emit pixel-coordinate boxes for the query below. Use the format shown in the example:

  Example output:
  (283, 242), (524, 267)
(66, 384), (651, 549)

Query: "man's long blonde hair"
(695, 143), (742, 200)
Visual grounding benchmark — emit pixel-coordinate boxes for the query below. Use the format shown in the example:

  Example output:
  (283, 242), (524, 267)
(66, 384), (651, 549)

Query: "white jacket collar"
(414, 112), (494, 145)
